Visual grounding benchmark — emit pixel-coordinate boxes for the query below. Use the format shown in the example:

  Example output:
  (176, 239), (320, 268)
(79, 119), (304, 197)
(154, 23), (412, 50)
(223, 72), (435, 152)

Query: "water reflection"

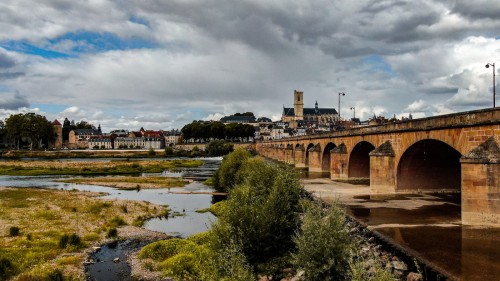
(345, 193), (500, 281)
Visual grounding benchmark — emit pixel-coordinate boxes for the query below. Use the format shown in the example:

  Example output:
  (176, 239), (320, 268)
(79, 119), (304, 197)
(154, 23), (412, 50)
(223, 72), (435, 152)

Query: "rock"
(92, 246), (101, 252)
(407, 272), (423, 281)
(113, 257), (120, 263)
(368, 237), (375, 243)
(392, 260), (408, 271)
(350, 227), (359, 234)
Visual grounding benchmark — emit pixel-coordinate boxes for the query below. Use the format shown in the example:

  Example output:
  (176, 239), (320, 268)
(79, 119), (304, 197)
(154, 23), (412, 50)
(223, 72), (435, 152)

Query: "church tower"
(293, 90), (304, 121)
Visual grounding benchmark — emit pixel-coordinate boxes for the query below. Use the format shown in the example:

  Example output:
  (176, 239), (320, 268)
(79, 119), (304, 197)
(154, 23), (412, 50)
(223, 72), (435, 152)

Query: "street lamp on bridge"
(338, 92), (345, 121)
(485, 62), (496, 108)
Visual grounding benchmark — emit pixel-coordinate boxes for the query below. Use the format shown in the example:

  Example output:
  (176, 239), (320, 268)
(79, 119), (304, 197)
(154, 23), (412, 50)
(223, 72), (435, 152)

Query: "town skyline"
(0, 1), (499, 131)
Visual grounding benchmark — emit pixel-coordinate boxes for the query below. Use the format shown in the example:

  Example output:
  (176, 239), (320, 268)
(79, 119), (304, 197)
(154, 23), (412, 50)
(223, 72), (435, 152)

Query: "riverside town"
(1, 1), (499, 281)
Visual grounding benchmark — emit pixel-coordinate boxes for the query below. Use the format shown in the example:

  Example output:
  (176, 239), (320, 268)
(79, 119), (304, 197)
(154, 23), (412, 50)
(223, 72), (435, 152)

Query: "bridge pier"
(461, 137), (500, 226)
(330, 143), (348, 180)
(295, 145), (306, 168)
(308, 144), (323, 173)
(370, 141), (397, 194)
(285, 146), (294, 164)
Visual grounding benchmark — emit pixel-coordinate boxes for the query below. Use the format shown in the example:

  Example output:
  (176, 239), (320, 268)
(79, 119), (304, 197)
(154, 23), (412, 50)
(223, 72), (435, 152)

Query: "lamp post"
(485, 62), (496, 108)
(338, 92), (345, 121)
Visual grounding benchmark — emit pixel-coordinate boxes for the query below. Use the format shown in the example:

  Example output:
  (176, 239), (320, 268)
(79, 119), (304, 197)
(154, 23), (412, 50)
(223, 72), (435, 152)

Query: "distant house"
(68, 128), (102, 149)
(88, 137), (112, 149)
(114, 137), (164, 149)
(164, 130), (182, 146)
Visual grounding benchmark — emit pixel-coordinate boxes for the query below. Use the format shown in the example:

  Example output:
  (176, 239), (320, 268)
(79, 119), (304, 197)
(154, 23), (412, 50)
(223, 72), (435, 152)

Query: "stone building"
(282, 90), (339, 129)
(49, 120), (63, 149)
(68, 128), (102, 149)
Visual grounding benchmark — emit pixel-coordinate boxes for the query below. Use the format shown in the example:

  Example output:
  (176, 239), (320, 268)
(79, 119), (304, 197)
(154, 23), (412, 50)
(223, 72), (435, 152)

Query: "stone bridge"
(256, 108), (500, 226)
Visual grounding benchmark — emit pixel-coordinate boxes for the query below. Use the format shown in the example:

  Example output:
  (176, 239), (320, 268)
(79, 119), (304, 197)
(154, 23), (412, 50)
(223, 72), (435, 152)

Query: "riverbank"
(57, 176), (191, 190)
(0, 158), (203, 176)
(0, 187), (169, 280)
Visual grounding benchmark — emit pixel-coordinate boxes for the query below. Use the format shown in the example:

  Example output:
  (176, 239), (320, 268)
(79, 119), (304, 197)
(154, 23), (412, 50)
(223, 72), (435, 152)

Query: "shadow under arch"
(322, 142), (337, 173)
(305, 143), (315, 166)
(348, 141), (375, 178)
(397, 139), (462, 191)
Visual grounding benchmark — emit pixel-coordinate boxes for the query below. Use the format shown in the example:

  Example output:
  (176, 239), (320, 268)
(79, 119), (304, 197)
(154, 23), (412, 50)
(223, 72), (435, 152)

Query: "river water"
(301, 173), (500, 281)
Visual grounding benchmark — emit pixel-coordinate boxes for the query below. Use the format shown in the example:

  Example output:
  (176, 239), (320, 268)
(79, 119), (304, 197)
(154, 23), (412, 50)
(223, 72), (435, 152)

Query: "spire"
(97, 124), (102, 132)
(315, 101), (318, 110)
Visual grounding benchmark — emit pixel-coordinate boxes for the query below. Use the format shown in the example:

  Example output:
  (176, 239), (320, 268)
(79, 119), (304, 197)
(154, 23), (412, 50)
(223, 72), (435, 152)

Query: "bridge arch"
(322, 142), (337, 172)
(305, 143), (316, 166)
(348, 141), (375, 178)
(397, 139), (462, 191)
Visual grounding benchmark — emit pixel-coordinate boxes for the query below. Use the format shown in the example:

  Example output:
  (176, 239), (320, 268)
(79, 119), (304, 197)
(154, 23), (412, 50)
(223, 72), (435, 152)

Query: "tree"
(206, 140), (233, 156)
(62, 118), (71, 142)
(75, 120), (94, 130)
(4, 113), (54, 149)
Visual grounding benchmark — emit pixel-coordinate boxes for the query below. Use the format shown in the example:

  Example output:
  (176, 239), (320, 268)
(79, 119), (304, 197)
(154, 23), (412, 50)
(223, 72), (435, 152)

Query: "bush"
(165, 147), (174, 156)
(212, 149), (252, 192)
(106, 228), (118, 238)
(109, 216), (127, 227)
(139, 238), (195, 261)
(159, 253), (198, 280)
(0, 258), (15, 280)
(148, 148), (156, 156)
(211, 158), (304, 272)
(59, 233), (82, 248)
(292, 201), (354, 281)
(8, 226), (20, 237)
(206, 140), (234, 156)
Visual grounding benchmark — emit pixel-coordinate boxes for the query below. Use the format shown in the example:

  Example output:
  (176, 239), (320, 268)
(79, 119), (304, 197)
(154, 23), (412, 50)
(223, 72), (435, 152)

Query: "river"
(301, 174), (500, 281)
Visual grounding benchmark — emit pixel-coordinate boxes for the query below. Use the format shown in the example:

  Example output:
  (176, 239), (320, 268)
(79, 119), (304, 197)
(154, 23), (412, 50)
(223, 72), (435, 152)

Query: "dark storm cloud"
(0, 51), (16, 68)
(452, 1), (500, 20)
(0, 93), (30, 110)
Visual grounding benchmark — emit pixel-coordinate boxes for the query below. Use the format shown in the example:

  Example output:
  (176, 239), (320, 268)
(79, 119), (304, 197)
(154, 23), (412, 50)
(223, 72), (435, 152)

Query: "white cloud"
(0, 0), (499, 130)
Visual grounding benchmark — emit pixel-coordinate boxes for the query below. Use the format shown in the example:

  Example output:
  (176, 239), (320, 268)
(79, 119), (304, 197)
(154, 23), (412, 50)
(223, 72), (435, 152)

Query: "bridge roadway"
(256, 108), (500, 227)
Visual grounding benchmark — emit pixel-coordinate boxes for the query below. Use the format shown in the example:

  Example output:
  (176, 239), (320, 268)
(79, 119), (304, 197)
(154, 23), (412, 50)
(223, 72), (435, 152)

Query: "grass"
(0, 187), (168, 280)
(58, 176), (190, 190)
(0, 159), (203, 176)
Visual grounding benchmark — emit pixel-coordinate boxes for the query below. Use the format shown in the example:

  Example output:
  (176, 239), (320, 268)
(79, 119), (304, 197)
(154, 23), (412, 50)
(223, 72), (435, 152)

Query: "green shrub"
(159, 253), (198, 280)
(164, 147), (174, 156)
(0, 258), (15, 280)
(109, 216), (127, 227)
(206, 140), (233, 156)
(292, 201), (354, 281)
(212, 149), (252, 192)
(106, 228), (118, 238)
(59, 233), (82, 248)
(212, 159), (304, 271)
(148, 148), (156, 156)
(139, 238), (195, 261)
(9, 226), (20, 237)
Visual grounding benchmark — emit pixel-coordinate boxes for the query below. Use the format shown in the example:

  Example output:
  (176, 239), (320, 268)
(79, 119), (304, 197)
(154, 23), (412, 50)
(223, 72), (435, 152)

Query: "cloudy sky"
(0, 0), (499, 131)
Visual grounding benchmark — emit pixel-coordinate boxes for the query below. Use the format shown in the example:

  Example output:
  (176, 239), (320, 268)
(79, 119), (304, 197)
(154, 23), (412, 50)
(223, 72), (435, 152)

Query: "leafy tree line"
(181, 121), (255, 142)
(0, 113), (97, 150)
(2, 113), (55, 150)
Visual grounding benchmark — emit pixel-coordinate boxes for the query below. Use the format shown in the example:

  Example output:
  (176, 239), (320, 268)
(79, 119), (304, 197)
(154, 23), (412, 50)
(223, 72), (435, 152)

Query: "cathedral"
(282, 90), (339, 129)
